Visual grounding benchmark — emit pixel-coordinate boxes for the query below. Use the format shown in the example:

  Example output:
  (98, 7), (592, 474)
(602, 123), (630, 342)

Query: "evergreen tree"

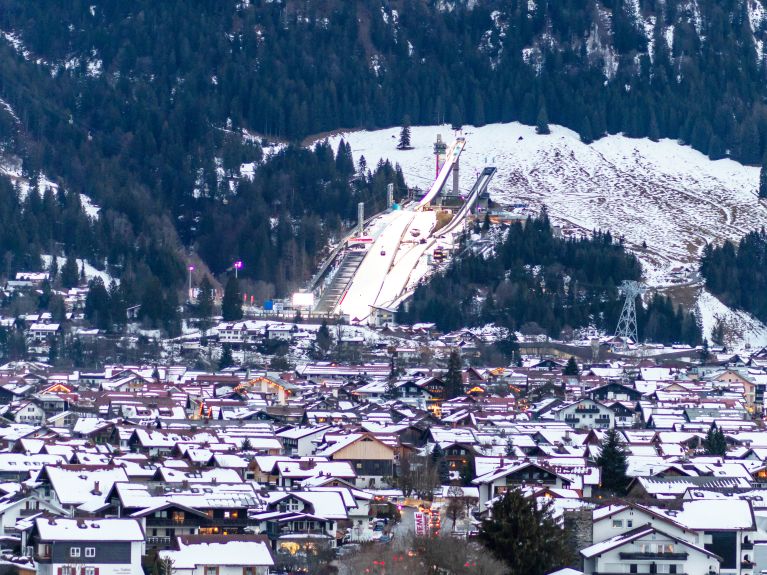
(700, 338), (710, 364)
(240, 437), (253, 451)
(49, 255), (58, 282)
(221, 276), (242, 321)
(84, 277), (112, 330)
(444, 349), (463, 399)
(761, 161), (767, 199)
(431, 444), (450, 485)
(535, 104), (551, 135)
(596, 428), (629, 494)
(196, 276), (215, 322)
(60, 255), (79, 289)
(563, 356), (579, 376)
(479, 488), (573, 575)
(219, 344), (234, 370)
(316, 320), (332, 357)
(703, 425), (728, 456)
(505, 437), (515, 457)
(397, 116), (412, 150)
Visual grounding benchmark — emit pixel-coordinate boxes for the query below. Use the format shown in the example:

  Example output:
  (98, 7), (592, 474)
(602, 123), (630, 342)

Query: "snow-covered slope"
(327, 122), (767, 348)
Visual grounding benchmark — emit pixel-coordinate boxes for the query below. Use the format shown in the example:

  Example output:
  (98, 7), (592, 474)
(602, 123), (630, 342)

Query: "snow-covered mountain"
(327, 122), (767, 350)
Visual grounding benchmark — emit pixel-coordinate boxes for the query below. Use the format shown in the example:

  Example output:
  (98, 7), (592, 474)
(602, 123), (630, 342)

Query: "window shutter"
(95, 569), (99, 575)
(81, 568), (86, 575)
(57, 568), (62, 575)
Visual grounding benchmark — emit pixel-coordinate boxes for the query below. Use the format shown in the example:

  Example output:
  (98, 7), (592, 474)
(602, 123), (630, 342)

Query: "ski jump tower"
(433, 133), (460, 198)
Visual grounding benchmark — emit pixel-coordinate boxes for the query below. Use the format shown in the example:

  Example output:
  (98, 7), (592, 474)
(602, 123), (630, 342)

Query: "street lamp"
(187, 265), (195, 301)
(234, 260), (243, 279)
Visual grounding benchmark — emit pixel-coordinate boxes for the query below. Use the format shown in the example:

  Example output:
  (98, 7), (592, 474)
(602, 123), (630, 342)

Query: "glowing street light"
(187, 265), (195, 301)
(233, 260), (243, 279)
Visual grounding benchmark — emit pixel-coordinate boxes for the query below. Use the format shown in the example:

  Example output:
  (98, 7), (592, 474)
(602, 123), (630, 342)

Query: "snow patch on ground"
(696, 289), (767, 352)
(41, 255), (117, 286)
(748, 0), (765, 60)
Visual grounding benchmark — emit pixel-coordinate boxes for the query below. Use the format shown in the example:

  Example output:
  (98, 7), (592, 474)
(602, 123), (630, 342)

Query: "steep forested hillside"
(0, 0), (764, 325)
(398, 214), (701, 344)
(701, 229), (767, 323)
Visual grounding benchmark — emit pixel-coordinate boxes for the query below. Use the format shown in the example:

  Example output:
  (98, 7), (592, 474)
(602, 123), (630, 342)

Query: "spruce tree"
(760, 161), (767, 198)
(60, 255), (79, 289)
(197, 276), (215, 321)
(479, 488), (572, 575)
(397, 116), (412, 150)
(316, 320), (332, 356)
(219, 344), (234, 370)
(221, 276), (242, 321)
(703, 425), (728, 456)
(596, 428), (629, 494)
(563, 356), (579, 376)
(535, 104), (550, 135)
(431, 444), (450, 485)
(445, 349), (463, 399)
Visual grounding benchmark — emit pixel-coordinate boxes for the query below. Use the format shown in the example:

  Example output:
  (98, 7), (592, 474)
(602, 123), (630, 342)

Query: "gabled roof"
(580, 524), (721, 560)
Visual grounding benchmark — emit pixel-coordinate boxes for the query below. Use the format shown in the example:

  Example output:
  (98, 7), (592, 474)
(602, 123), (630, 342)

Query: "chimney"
(91, 481), (101, 495)
(299, 458), (316, 471)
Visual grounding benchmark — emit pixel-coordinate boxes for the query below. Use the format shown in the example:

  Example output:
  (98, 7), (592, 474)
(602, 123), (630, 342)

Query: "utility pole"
(614, 281), (645, 349)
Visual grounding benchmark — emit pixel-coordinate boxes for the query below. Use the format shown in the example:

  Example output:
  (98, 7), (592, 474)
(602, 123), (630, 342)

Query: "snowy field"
(327, 122), (767, 349)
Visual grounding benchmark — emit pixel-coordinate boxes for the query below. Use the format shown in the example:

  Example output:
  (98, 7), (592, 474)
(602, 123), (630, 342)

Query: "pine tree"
(563, 356), (579, 376)
(240, 437), (253, 451)
(431, 444), (450, 485)
(596, 428), (629, 494)
(535, 104), (550, 135)
(479, 488), (573, 575)
(700, 338), (710, 364)
(221, 276), (242, 321)
(505, 437), (515, 457)
(196, 276), (215, 321)
(397, 116), (412, 150)
(760, 160), (767, 198)
(60, 255), (79, 289)
(444, 349), (463, 399)
(49, 255), (58, 282)
(219, 344), (234, 370)
(703, 425), (728, 456)
(316, 320), (332, 356)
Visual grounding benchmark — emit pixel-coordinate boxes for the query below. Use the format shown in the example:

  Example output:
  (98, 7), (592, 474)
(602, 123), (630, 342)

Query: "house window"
(243, 568), (255, 575)
(669, 566), (677, 574)
(629, 565), (637, 574)
(85, 568), (95, 575)
(172, 511), (185, 524)
(224, 511), (238, 519)
(612, 519), (623, 528)
(85, 547), (95, 558)
(70, 547), (81, 558)
(206, 567), (218, 575)
(626, 520), (633, 528)
(156, 510), (167, 518)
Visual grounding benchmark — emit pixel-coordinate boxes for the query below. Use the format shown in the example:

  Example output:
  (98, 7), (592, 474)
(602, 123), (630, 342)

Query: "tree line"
(399, 214), (701, 345)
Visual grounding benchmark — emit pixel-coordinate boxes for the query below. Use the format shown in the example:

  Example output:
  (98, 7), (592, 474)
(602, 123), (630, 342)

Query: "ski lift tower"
(614, 281), (645, 350)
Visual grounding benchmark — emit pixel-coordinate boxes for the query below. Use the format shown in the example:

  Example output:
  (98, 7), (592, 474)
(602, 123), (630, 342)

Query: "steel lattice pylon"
(614, 281), (645, 347)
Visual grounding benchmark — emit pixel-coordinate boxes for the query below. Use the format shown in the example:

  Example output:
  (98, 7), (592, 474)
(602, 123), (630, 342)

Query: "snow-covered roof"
(35, 518), (144, 542)
(160, 537), (274, 568)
